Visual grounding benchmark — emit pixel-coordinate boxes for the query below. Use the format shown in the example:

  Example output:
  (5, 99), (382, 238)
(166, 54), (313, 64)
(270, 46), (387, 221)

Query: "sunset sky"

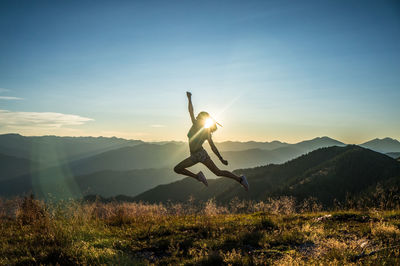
(1, 0), (399, 143)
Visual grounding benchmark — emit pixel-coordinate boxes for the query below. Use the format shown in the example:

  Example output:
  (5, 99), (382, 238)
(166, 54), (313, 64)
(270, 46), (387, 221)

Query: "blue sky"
(1, 0), (399, 143)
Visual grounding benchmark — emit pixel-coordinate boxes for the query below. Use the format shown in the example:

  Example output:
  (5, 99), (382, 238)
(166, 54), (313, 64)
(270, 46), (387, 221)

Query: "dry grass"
(1, 196), (400, 265)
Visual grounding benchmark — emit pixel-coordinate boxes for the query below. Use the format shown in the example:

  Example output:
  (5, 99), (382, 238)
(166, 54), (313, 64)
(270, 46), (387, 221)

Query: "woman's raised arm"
(187, 91), (196, 124)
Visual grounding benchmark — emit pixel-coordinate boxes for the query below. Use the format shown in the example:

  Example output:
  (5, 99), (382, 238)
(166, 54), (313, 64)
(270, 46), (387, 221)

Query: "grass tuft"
(0, 197), (400, 264)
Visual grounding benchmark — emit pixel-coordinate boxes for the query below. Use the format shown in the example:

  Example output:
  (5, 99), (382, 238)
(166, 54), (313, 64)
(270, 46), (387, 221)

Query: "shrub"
(16, 194), (48, 226)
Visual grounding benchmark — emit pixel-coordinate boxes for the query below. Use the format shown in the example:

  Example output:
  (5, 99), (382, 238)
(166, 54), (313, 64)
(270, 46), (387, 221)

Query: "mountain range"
(0, 167), (182, 198)
(67, 136), (346, 175)
(0, 153), (38, 181)
(0, 136), (347, 199)
(360, 137), (400, 153)
(0, 134), (400, 202)
(133, 145), (400, 206)
(0, 133), (143, 167)
(385, 152), (400, 159)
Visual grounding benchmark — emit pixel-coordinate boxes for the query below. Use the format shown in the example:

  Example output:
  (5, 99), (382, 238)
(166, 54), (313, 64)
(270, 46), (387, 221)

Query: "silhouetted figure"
(174, 91), (249, 191)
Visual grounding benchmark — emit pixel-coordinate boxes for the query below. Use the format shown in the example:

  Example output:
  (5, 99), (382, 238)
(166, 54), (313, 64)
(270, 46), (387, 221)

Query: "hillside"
(293, 136), (344, 150)
(0, 142), (188, 199)
(151, 140), (290, 151)
(134, 145), (400, 206)
(211, 137), (344, 169)
(0, 166), (183, 199)
(209, 147), (304, 170)
(70, 142), (188, 175)
(2, 198), (400, 265)
(0, 135), (347, 179)
(0, 136), (381, 201)
(71, 136), (345, 175)
(212, 140), (289, 151)
(0, 133), (143, 166)
(361, 137), (400, 153)
(0, 153), (37, 181)
(72, 168), (182, 197)
(386, 152), (400, 159)
(278, 145), (400, 205)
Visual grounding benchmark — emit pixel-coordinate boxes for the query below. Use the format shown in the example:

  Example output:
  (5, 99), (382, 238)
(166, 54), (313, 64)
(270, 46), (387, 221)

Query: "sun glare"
(204, 118), (214, 128)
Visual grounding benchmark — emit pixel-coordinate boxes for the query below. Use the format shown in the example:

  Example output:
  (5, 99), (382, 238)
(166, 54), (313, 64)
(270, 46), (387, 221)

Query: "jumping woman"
(174, 91), (249, 191)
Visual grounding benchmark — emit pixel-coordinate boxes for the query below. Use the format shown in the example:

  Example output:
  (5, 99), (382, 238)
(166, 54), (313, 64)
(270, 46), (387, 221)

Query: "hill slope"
(0, 167), (181, 199)
(0, 133), (143, 166)
(134, 146), (400, 206)
(386, 152), (400, 159)
(361, 137), (400, 153)
(213, 140), (289, 151)
(71, 143), (188, 175)
(73, 168), (182, 197)
(71, 137), (345, 174)
(0, 136), (350, 199)
(0, 153), (38, 181)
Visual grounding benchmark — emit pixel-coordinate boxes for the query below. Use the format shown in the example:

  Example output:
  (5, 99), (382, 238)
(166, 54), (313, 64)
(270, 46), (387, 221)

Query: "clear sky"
(1, 0), (399, 143)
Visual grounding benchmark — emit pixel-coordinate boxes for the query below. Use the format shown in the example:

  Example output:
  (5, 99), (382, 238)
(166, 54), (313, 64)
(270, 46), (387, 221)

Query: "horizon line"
(0, 132), (398, 146)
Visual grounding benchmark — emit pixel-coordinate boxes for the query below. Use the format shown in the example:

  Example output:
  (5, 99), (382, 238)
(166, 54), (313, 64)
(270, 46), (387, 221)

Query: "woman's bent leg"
(174, 157), (198, 179)
(201, 157), (241, 182)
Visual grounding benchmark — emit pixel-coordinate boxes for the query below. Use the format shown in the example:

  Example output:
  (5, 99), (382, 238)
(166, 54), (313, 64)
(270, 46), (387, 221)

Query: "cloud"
(0, 96), (23, 100)
(0, 88), (23, 100)
(151, 124), (166, 128)
(0, 109), (93, 128)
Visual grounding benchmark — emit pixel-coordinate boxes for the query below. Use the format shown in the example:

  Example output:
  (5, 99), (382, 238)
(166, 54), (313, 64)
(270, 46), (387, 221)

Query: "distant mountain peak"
(382, 137), (399, 142)
(361, 137), (400, 153)
(0, 133), (23, 138)
(315, 136), (341, 141)
(270, 140), (284, 144)
(364, 137), (399, 143)
(296, 136), (344, 146)
(320, 136), (335, 140)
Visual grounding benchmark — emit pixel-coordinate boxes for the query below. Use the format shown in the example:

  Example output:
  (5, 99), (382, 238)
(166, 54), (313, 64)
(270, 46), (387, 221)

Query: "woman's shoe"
(197, 171), (208, 187)
(240, 175), (249, 191)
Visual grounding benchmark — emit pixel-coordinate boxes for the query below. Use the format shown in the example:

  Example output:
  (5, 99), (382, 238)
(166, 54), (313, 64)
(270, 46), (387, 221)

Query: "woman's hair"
(196, 111), (217, 133)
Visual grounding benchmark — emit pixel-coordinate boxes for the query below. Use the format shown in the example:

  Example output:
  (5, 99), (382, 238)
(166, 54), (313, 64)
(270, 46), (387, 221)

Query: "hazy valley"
(1, 133), (400, 206)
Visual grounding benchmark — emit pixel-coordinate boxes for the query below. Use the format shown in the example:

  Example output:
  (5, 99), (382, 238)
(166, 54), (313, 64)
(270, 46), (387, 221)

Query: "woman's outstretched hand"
(186, 91), (192, 98)
(221, 158), (228, 165)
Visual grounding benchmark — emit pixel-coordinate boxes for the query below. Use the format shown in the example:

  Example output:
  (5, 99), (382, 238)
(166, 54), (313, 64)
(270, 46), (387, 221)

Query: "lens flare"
(204, 117), (214, 128)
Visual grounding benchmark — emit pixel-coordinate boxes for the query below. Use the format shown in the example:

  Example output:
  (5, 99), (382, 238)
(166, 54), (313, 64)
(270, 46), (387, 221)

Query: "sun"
(204, 117), (214, 128)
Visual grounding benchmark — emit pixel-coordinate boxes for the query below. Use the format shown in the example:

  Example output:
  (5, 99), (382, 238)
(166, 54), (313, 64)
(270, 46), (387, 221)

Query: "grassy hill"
(134, 146), (400, 207)
(1, 198), (399, 265)
(278, 145), (400, 205)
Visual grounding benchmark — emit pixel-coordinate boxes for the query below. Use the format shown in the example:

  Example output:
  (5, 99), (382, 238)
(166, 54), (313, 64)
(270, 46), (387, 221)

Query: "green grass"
(1, 197), (400, 265)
